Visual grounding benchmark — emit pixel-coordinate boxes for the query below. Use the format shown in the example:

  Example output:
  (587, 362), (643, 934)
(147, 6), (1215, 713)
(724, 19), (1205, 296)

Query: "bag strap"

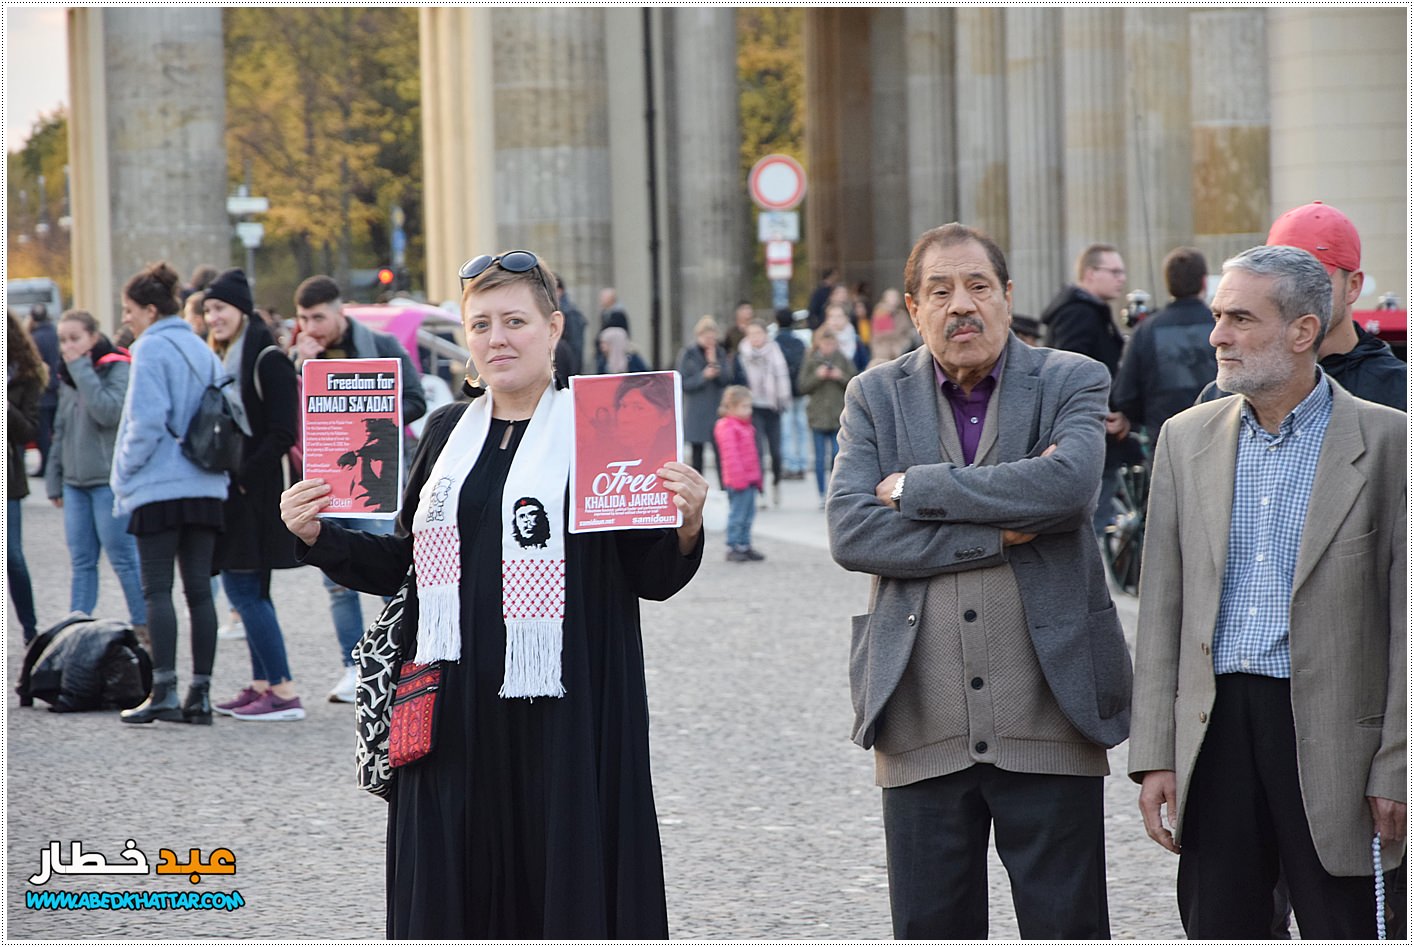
(252, 345), (282, 402)
(160, 336), (214, 440)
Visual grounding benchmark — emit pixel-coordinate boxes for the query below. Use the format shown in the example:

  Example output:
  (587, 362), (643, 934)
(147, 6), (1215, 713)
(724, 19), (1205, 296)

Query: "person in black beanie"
(202, 269), (307, 721)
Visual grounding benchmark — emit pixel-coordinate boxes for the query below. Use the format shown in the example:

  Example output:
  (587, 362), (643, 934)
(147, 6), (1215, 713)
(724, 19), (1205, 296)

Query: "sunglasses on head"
(458, 250), (556, 308)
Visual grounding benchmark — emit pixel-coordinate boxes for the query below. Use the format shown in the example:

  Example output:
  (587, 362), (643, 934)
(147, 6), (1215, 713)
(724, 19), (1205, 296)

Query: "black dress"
(302, 407), (703, 938)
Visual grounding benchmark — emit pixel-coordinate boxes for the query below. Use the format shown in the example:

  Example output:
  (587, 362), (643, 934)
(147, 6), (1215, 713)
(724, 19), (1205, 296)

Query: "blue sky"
(5, 6), (69, 151)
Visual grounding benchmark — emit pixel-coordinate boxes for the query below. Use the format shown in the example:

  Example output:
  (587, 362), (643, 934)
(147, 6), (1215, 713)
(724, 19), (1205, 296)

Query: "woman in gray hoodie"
(45, 309), (147, 634)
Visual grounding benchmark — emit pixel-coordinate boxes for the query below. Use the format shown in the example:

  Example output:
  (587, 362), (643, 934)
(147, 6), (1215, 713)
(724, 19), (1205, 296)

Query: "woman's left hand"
(658, 461), (708, 553)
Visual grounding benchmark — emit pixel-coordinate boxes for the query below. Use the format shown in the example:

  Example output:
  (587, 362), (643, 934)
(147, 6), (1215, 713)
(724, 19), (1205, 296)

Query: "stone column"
(1122, 9), (1194, 302)
(1189, 11), (1269, 276)
(1269, 8), (1405, 303)
(67, 9), (115, 328)
(1004, 9), (1065, 314)
(804, 9), (875, 292)
(869, 8), (910, 296)
(82, 9), (228, 318)
(419, 8), (496, 306)
(490, 10), (614, 307)
(901, 8), (956, 273)
(1061, 10), (1127, 266)
(664, 8), (746, 334)
(954, 10), (1008, 254)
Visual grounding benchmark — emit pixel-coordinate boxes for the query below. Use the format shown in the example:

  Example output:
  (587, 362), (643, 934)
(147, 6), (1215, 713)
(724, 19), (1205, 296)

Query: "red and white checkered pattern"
(414, 527), (460, 587)
(502, 559), (566, 620)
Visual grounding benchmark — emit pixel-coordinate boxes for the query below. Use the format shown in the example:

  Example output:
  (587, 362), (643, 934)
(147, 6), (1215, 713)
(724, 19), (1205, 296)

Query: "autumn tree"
(736, 8), (807, 308)
(224, 8), (422, 300)
(6, 110), (74, 304)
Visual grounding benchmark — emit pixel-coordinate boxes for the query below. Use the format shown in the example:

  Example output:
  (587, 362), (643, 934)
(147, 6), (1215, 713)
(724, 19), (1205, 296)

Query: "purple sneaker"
(213, 686), (262, 717)
(230, 691), (306, 722)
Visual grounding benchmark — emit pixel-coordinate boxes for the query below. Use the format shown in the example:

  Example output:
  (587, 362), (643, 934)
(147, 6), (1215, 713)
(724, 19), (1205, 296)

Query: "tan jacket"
(1128, 381), (1407, 875)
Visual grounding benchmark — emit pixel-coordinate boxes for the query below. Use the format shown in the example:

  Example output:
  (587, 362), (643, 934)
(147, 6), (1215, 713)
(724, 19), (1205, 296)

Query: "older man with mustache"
(828, 223), (1131, 938)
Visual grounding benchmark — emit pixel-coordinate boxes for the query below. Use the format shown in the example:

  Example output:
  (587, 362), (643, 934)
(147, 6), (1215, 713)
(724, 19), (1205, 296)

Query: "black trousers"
(751, 406), (782, 486)
(1179, 674), (1391, 938)
(136, 525), (218, 677)
(882, 765), (1109, 938)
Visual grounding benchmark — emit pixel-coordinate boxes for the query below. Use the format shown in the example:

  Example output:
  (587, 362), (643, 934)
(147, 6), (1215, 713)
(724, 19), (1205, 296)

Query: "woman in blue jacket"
(111, 262), (229, 725)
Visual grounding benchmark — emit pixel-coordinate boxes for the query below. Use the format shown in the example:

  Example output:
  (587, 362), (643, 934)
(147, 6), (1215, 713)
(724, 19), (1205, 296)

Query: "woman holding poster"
(281, 250), (708, 938)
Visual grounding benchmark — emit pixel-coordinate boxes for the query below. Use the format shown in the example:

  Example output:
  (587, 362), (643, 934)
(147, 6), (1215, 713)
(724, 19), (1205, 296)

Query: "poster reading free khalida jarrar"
(569, 371), (684, 533)
(301, 357), (403, 519)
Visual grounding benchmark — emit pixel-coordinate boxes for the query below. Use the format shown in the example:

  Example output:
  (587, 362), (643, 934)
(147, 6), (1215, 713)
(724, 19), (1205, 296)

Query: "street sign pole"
(748, 155), (807, 313)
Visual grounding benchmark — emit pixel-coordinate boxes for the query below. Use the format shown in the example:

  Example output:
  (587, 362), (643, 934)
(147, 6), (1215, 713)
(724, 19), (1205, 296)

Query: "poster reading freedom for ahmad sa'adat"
(301, 358), (403, 519)
(569, 371), (683, 533)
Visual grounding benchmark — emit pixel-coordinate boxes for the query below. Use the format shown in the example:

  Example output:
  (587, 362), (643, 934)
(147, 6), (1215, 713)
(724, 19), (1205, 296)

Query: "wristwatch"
(889, 472), (907, 504)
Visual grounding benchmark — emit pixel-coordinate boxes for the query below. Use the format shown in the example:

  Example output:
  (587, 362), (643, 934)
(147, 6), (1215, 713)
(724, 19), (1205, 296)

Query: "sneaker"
(217, 620), (246, 641)
(742, 547), (766, 562)
(214, 686), (264, 717)
(230, 691), (306, 722)
(328, 666), (358, 703)
(726, 548), (749, 562)
(817, 497), (826, 511)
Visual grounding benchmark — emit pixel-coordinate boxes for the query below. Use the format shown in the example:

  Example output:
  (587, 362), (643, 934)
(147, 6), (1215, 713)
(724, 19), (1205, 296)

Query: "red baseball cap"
(1266, 201), (1361, 273)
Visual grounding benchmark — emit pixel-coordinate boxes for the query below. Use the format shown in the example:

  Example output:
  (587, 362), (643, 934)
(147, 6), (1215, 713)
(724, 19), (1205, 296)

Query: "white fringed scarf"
(411, 384), (572, 698)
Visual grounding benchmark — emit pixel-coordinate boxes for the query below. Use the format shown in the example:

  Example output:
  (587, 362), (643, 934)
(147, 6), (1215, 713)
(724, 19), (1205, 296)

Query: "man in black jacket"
(1112, 247), (1216, 443)
(1040, 243), (1133, 538)
(1198, 201), (1405, 411)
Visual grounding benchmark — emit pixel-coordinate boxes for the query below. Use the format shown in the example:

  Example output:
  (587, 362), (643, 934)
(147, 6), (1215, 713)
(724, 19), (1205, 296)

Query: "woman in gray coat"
(45, 310), (147, 630)
(674, 315), (728, 482)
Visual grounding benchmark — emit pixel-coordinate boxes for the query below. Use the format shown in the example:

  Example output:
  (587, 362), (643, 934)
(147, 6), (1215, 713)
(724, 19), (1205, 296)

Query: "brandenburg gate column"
(1060, 10), (1128, 269)
(1122, 9), (1194, 302)
(954, 9), (1009, 251)
(68, 8), (228, 329)
(662, 8), (747, 333)
(1189, 10), (1269, 274)
(900, 8), (957, 268)
(1003, 8), (1065, 314)
(420, 8), (616, 314)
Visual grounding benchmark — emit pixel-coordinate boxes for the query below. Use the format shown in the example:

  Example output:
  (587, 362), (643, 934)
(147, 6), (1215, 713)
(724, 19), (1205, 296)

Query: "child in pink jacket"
(712, 385), (764, 562)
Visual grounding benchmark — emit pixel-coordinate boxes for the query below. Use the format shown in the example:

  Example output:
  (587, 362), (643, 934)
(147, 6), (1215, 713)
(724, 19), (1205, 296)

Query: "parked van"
(7, 277), (62, 319)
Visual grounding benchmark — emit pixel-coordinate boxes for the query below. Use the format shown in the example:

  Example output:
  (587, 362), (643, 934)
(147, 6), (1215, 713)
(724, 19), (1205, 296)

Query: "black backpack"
(162, 337), (248, 475)
(17, 613), (153, 712)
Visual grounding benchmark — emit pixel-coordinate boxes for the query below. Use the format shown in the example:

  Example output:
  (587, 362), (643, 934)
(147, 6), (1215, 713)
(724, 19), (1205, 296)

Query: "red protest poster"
(569, 371), (683, 533)
(301, 358), (403, 519)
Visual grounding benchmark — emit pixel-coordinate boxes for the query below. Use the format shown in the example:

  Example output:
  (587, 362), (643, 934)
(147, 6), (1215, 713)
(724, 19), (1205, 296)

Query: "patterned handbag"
(388, 661), (443, 768)
(352, 571), (412, 799)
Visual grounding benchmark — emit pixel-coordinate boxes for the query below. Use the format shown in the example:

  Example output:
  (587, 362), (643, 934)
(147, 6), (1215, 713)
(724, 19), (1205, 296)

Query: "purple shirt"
(933, 348), (1007, 465)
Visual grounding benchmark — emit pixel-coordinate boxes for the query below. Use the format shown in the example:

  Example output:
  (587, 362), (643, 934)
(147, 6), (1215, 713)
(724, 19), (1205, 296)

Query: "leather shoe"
(120, 681), (183, 724)
(181, 682), (213, 725)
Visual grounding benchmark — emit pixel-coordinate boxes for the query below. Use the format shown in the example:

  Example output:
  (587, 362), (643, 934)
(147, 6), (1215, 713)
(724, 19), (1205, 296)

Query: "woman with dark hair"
(111, 261), (229, 725)
(202, 268), (305, 722)
(7, 312), (48, 643)
(282, 249), (708, 938)
(44, 310), (147, 632)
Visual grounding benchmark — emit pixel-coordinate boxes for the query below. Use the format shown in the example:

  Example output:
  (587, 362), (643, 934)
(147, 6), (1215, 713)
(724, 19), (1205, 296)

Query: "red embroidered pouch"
(388, 661), (443, 768)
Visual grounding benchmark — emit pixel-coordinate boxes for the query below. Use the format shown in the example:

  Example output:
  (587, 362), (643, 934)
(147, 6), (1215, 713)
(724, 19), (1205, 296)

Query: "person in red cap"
(1199, 201), (1405, 410)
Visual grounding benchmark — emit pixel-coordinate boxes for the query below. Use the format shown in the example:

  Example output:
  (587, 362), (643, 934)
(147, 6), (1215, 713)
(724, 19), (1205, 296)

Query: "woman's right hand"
(280, 478), (331, 546)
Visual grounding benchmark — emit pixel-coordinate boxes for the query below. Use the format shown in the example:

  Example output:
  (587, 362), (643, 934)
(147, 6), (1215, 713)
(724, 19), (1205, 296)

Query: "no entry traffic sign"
(748, 154), (807, 211)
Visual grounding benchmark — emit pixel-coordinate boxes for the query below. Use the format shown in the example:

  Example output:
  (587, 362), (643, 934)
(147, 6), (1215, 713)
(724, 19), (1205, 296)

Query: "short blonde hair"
(718, 384), (752, 416)
(693, 315), (720, 336)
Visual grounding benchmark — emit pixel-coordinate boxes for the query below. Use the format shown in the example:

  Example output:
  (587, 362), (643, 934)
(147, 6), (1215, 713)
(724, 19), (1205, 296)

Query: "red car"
(1354, 306), (1406, 362)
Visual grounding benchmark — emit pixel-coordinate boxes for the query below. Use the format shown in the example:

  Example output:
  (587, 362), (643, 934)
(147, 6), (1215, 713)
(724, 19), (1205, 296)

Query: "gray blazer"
(1129, 382), (1406, 875)
(828, 337), (1132, 750)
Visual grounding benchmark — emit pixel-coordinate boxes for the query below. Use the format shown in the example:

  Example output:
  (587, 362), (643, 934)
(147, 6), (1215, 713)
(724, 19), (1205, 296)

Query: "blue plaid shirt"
(1212, 372), (1333, 677)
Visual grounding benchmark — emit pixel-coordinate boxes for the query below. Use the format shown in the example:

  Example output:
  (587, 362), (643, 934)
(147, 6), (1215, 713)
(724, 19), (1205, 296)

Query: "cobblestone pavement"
(5, 472), (1185, 939)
